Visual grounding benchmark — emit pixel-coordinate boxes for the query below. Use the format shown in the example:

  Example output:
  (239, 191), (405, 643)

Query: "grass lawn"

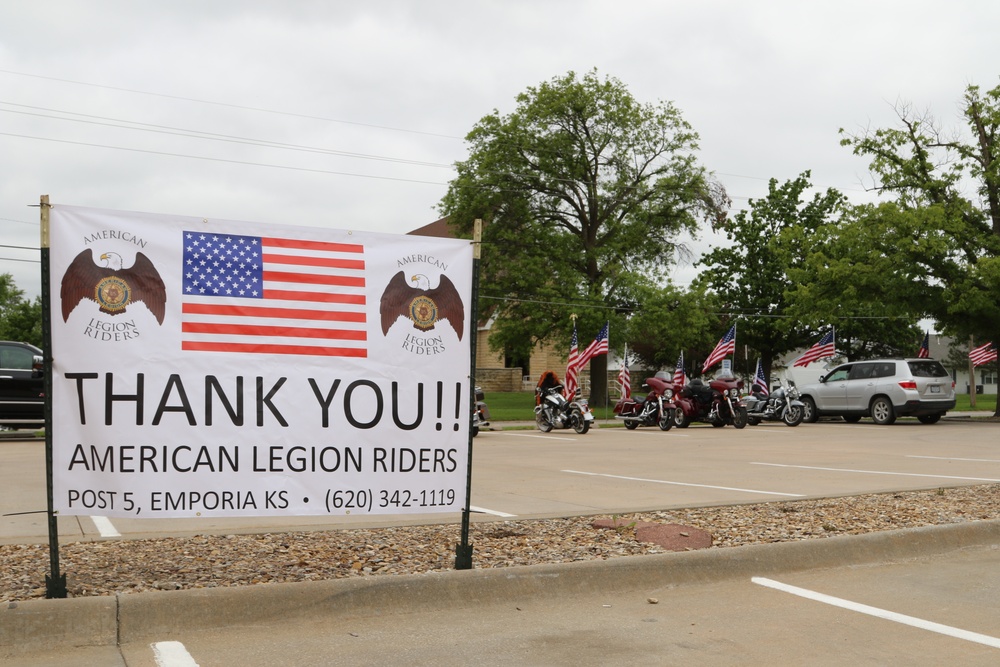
(954, 393), (998, 412)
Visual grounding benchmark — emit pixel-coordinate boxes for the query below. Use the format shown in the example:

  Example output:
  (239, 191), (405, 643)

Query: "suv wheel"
(870, 396), (896, 425)
(801, 396), (819, 423)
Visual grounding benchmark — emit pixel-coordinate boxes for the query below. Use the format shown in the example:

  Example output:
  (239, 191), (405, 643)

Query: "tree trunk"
(588, 355), (608, 410)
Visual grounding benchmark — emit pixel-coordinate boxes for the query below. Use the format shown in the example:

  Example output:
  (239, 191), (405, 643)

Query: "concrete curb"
(3, 518), (999, 650)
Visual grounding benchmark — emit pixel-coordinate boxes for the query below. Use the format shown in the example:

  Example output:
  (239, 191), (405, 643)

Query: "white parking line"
(91, 515), (120, 537)
(629, 430), (690, 437)
(505, 432), (579, 441)
(470, 505), (516, 518)
(753, 577), (1000, 649)
(152, 640), (200, 666)
(750, 462), (1000, 483)
(562, 470), (804, 497)
(909, 455), (1000, 464)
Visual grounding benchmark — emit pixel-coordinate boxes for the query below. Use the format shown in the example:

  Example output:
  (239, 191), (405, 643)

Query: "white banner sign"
(48, 205), (473, 518)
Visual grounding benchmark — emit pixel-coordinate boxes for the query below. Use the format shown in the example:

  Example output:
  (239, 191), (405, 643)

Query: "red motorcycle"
(673, 369), (748, 429)
(613, 371), (675, 431)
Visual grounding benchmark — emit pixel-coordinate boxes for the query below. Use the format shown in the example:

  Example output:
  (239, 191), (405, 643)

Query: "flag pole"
(455, 219), (481, 570)
(39, 195), (67, 598)
(968, 335), (978, 409)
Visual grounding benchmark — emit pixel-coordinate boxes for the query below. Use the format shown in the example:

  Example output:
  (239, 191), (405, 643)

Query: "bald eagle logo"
(60, 249), (167, 324)
(379, 272), (464, 341)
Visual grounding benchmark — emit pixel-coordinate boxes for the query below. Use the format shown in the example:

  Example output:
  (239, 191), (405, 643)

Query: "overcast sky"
(2, 0), (998, 301)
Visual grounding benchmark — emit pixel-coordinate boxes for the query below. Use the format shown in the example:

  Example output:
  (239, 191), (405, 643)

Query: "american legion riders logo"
(378, 272), (464, 341)
(60, 249), (167, 324)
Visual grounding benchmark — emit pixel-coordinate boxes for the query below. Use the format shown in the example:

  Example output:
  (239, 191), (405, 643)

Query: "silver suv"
(797, 358), (955, 425)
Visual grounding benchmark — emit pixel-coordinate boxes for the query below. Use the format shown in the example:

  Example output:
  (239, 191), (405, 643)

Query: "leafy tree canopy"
(440, 69), (728, 403)
(838, 84), (1000, 345)
(698, 172), (848, 380)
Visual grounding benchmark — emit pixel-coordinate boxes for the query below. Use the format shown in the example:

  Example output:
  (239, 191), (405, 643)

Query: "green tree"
(0, 273), (42, 347)
(840, 83), (1000, 415)
(780, 201), (927, 360)
(624, 282), (719, 371)
(698, 172), (847, 382)
(440, 70), (728, 405)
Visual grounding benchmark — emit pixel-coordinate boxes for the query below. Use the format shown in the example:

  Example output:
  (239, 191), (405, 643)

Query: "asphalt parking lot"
(4, 417), (1000, 666)
(2, 417), (999, 544)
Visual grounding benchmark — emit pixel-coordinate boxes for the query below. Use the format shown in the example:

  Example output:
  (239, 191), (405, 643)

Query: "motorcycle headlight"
(730, 388), (739, 398)
(665, 389), (673, 399)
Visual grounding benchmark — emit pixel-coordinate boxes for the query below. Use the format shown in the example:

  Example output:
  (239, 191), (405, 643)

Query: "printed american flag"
(703, 324), (736, 372)
(969, 341), (997, 367)
(673, 352), (687, 387)
(793, 328), (836, 368)
(180, 231), (367, 357)
(564, 325), (580, 399)
(753, 358), (769, 395)
(917, 331), (930, 358)
(617, 348), (631, 399)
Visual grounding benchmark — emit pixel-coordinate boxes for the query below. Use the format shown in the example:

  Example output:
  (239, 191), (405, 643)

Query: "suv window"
(824, 367), (851, 382)
(873, 362), (896, 378)
(907, 360), (949, 378)
(0, 345), (35, 371)
(848, 363), (876, 380)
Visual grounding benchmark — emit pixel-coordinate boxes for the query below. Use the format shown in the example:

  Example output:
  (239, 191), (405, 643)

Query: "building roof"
(407, 217), (456, 238)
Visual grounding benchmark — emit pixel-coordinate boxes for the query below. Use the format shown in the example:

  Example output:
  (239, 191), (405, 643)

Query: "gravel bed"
(4, 484), (1000, 602)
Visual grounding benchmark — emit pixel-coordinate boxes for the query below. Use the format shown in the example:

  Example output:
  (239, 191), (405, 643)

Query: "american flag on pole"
(617, 348), (631, 399)
(673, 352), (687, 387)
(703, 324), (736, 372)
(579, 321), (610, 366)
(793, 328), (836, 368)
(969, 341), (997, 367)
(917, 331), (930, 358)
(752, 358), (769, 395)
(564, 325), (580, 399)
(181, 231), (367, 357)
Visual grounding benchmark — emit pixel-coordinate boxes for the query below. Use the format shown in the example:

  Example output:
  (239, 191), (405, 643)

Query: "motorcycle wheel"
(472, 425), (480, 437)
(572, 408), (590, 434)
(747, 416), (761, 426)
(732, 406), (748, 429)
(657, 410), (673, 431)
(782, 405), (804, 427)
(673, 408), (691, 428)
(536, 413), (553, 433)
(624, 420), (638, 430)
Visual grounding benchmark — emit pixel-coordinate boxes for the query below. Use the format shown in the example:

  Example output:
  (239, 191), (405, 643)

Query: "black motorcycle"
(744, 384), (805, 427)
(673, 370), (748, 429)
(472, 386), (491, 437)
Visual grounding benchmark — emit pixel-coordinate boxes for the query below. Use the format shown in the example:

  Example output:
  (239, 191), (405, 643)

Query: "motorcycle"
(534, 370), (595, 434)
(743, 384), (804, 427)
(472, 385), (491, 437)
(613, 371), (675, 431)
(673, 369), (748, 429)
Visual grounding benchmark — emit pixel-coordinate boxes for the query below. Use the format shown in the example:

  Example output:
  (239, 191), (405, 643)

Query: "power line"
(0, 68), (464, 140)
(0, 70), (867, 197)
(0, 101), (456, 169)
(0, 131), (451, 186)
